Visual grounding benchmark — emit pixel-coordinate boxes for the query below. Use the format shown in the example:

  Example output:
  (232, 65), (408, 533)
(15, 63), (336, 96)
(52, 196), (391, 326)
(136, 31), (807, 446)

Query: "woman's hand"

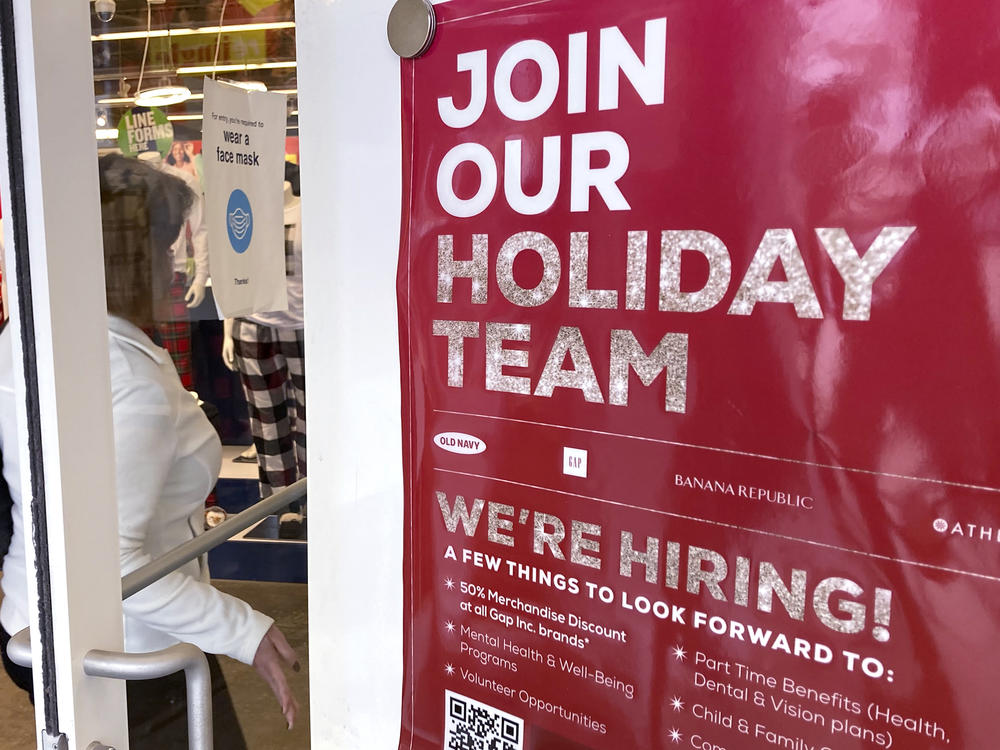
(252, 624), (301, 729)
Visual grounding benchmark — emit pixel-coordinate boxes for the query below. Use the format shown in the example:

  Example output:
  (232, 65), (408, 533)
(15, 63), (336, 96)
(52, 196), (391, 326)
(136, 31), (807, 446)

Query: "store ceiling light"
(134, 84), (191, 107)
(167, 113), (203, 121)
(96, 128), (119, 139)
(228, 81), (268, 92)
(97, 92), (205, 105)
(177, 61), (296, 75)
(132, 4), (192, 108)
(91, 21), (295, 43)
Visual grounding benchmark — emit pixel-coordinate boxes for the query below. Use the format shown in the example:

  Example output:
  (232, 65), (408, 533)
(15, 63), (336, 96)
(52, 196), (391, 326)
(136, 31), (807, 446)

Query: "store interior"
(2, 1), (310, 746)
(94, 0), (307, 560)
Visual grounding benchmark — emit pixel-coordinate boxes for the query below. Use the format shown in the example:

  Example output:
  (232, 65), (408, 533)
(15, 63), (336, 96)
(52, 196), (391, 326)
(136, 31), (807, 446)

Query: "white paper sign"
(202, 78), (288, 317)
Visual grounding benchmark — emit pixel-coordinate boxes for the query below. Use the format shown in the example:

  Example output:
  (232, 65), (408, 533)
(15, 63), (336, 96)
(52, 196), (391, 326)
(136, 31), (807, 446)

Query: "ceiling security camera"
(94, 0), (115, 22)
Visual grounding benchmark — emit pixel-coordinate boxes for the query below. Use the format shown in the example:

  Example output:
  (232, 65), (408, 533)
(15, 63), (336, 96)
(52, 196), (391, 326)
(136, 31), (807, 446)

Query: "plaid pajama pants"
(156, 273), (194, 389)
(232, 318), (306, 504)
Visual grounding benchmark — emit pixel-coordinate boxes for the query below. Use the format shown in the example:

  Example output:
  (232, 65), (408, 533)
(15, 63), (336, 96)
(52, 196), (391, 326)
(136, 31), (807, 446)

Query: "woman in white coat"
(0, 154), (298, 747)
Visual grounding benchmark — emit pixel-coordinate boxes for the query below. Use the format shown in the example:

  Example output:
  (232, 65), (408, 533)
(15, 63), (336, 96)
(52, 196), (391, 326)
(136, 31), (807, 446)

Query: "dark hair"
(98, 154), (194, 326)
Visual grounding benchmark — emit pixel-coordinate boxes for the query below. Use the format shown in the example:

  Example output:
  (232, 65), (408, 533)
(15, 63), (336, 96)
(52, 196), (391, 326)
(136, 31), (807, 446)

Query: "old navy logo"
(434, 432), (486, 455)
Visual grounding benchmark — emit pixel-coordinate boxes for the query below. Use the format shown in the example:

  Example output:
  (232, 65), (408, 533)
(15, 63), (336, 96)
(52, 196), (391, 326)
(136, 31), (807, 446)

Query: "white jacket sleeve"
(113, 376), (271, 665)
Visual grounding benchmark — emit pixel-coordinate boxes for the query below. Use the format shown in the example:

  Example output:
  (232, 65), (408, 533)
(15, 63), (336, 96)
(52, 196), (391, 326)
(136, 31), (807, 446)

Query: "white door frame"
(0, 0), (128, 747)
(296, 0), (433, 745)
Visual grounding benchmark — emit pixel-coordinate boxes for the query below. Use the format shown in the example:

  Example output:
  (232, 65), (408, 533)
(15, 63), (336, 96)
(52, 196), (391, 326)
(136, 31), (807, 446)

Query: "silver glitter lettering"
(432, 320), (480, 387)
(687, 546), (728, 601)
(437, 234), (488, 304)
(664, 541), (680, 589)
(485, 322), (531, 395)
(609, 329), (688, 413)
(534, 326), (604, 403)
(734, 556), (751, 607)
(728, 228), (823, 318)
(813, 577), (866, 634)
(436, 491), (485, 535)
(533, 512), (566, 559)
(569, 232), (618, 309)
(570, 521), (602, 570)
(626, 230), (647, 310)
(660, 230), (732, 312)
(497, 231), (561, 307)
(620, 532), (659, 583)
(757, 562), (806, 621)
(872, 588), (892, 642)
(487, 502), (515, 547)
(816, 226), (915, 321)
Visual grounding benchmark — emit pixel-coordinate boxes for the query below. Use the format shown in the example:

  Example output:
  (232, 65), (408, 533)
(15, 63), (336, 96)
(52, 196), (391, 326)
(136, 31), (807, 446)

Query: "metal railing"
(6, 478), (307, 750)
(123, 479), (307, 599)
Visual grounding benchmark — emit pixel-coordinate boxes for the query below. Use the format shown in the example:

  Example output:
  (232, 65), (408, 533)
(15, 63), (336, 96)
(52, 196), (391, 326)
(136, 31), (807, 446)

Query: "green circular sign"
(117, 107), (174, 158)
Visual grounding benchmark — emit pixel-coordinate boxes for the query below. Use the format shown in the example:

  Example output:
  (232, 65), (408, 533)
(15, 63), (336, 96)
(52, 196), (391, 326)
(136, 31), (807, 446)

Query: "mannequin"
(137, 150), (209, 388)
(222, 178), (305, 536)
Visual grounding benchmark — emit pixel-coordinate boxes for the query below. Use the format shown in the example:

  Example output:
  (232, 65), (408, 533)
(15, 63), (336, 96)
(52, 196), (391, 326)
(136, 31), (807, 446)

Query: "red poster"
(398, 2), (1000, 748)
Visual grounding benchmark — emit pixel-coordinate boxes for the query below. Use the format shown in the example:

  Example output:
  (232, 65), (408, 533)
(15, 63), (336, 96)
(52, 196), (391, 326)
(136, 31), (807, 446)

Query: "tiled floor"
(0, 627), (33, 747)
(0, 579), (310, 749)
(216, 579), (311, 748)
(220, 444), (261, 482)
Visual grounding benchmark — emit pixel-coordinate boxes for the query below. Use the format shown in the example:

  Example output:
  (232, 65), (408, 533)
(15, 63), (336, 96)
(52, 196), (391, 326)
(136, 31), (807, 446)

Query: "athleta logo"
(934, 518), (1000, 544)
(434, 432), (486, 455)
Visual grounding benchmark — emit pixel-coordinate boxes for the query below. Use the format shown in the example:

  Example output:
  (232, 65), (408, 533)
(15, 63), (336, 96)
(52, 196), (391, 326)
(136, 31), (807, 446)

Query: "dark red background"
(399, 1), (1000, 748)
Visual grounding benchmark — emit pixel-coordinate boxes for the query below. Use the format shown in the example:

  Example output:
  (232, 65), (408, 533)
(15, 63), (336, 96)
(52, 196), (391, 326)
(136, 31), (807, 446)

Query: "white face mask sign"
(203, 77), (288, 318)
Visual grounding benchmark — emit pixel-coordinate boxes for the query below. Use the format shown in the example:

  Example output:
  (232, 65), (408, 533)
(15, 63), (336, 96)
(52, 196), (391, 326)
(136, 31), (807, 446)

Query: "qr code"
(445, 690), (524, 750)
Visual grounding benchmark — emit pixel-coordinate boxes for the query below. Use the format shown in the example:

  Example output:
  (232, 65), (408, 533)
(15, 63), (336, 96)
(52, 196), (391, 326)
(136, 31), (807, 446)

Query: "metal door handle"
(7, 629), (213, 750)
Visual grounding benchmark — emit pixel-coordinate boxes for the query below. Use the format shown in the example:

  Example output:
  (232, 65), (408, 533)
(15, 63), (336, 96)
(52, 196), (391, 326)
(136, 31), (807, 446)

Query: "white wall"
(296, 1), (414, 746)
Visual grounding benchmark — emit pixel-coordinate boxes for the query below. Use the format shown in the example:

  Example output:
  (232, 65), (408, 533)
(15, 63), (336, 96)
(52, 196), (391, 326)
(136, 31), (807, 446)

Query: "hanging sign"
(117, 106), (173, 158)
(202, 77), (288, 317)
(171, 30), (268, 71)
(397, 1), (1000, 748)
